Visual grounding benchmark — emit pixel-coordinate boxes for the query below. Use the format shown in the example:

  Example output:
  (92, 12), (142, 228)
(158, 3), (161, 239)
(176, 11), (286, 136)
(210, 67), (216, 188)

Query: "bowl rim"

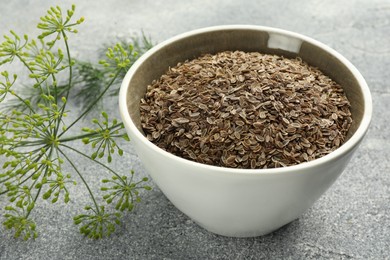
(119, 25), (372, 176)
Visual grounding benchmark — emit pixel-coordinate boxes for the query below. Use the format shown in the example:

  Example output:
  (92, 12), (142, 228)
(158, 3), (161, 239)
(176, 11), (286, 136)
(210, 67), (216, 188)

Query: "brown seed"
(226, 155), (236, 164)
(250, 159), (257, 169)
(253, 122), (263, 128)
(206, 117), (214, 124)
(334, 137), (341, 146)
(140, 50), (352, 169)
(276, 141), (284, 148)
(184, 133), (193, 139)
(173, 118), (190, 124)
(198, 104), (208, 110)
(255, 135), (265, 142)
(186, 150), (197, 159)
(251, 145), (262, 153)
(259, 111), (267, 119)
(290, 122), (301, 128)
(189, 112), (200, 118)
(286, 126), (296, 133)
(236, 120), (245, 126)
(331, 113), (338, 120)
(201, 145), (210, 154)
(221, 112), (230, 118)
(152, 131), (161, 139)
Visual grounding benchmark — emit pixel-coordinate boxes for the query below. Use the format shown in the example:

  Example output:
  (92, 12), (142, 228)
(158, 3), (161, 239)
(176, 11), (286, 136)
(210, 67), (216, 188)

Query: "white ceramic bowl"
(119, 25), (372, 237)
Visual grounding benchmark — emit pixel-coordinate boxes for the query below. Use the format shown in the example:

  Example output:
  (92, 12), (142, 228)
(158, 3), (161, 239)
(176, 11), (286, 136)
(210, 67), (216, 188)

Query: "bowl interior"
(126, 28), (364, 143)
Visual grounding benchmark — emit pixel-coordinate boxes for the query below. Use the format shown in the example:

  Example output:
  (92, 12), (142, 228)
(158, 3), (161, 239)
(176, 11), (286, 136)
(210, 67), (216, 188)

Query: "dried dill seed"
(140, 50), (353, 169)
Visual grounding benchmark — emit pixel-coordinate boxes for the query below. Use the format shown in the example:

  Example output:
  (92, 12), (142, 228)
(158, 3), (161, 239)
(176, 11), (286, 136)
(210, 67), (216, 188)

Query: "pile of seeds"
(140, 51), (352, 169)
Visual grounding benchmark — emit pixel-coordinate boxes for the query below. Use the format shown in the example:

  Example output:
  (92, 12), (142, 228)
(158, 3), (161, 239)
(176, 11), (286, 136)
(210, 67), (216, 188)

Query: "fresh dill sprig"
(0, 5), (151, 240)
(74, 32), (153, 110)
(2, 32), (153, 114)
(101, 170), (151, 212)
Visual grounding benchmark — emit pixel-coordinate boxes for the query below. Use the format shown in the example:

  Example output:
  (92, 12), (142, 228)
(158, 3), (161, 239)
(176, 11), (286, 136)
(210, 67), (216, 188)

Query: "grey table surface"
(0, 0), (389, 259)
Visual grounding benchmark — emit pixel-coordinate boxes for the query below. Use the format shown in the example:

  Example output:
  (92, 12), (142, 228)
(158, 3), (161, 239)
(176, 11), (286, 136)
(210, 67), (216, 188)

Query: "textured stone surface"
(0, 0), (389, 259)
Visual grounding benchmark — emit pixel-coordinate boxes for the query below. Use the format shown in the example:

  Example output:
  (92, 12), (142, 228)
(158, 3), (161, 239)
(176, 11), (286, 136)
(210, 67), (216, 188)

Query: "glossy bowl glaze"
(119, 25), (372, 237)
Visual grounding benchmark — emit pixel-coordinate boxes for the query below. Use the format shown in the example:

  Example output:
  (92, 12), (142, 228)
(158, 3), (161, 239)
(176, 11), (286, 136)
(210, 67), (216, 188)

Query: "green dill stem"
(4, 115), (45, 137)
(9, 91), (37, 114)
(58, 148), (100, 213)
(15, 54), (45, 97)
(12, 133), (51, 147)
(15, 140), (48, 148)
(0, 190), (8, 196)
(49, 73), (57, 107)
(58, 122), (123, 143)
(17, 163), (45, 188)
(58, 70), (121, 138)
(4, 110), (51, 138)
(60, 143), (125, 185)
(25, 169), (45, 218)
(25, 146), (53, 218)
(54, 30), (72, 137)
(0, 148), (47, 186)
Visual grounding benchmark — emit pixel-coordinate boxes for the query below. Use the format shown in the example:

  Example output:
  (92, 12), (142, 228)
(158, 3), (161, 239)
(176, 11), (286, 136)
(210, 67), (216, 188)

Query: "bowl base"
(193, 218), (298, 238)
